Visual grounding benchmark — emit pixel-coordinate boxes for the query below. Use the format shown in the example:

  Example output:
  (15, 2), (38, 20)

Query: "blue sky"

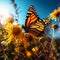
(0, 0), (60, 25)
(0, 0), (60, 38)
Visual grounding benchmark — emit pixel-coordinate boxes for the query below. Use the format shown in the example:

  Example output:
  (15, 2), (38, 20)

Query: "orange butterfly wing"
(25, 6), (39, 27)
(30, 21), (44, 32)
(28, 21), (45, 36)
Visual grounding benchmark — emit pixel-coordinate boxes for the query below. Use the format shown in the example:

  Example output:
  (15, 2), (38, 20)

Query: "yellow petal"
(6, 36), (13, 45)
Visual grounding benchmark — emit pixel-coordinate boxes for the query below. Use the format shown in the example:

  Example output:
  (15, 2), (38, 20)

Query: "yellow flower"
(57, 7), (60, 14)
(49, 7), (60, 21)
(23, 40), (30, 48)
(32, 46), (38, 53)
(12, 25), (22, 38)
(6, 17), (14, 24)
(26, 51), (32, 58)
(51, 24), (58, 29)
(15, 47), (20, 53)
(5, 24), (23, 45)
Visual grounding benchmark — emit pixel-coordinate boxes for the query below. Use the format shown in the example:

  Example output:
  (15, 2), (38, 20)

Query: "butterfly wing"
(29, 21), (45, 36)
(30, 21), (44, 31)
(25, 6), (39, 27)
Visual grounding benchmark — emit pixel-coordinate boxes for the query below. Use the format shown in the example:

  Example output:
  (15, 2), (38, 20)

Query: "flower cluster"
(0, 20), (60, 60)
(49, 7), (60, 20)
(0, 6), (60, 60)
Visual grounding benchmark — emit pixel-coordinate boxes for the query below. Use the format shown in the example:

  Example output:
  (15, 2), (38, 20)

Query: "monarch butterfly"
(23, 5), (45, 36)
